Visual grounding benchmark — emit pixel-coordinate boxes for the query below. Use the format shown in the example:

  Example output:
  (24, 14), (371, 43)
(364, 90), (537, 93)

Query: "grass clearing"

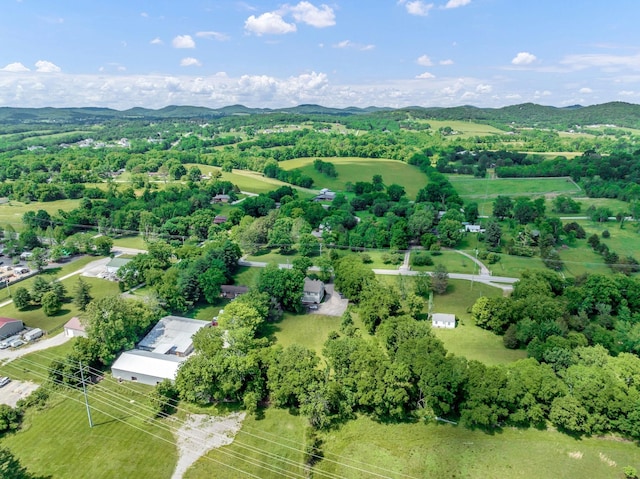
(448, 175), (581, 199)
(430, 279), (525, 365)
(422, 119), (507, 137)
(278, 157), (429, 199)
(0, 198), (83, 229)
(316, 415), (640, 479)
(112, 235), (148, 251)
(271, 312), (341, 359)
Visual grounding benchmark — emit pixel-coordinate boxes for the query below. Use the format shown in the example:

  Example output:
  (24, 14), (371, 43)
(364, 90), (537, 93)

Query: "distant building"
(64, 317), (87, 338)
(302, 278), (325, 304)
(431, 313), (456, 329)
(313, 188), (336, 202)
(214, 215), (227, 224)
(0, 318), (24, 339)
(220, 285), (249, 299)
(111, 350), (184, 386)
(464, 224), (485, 233)
(137, 316), (210, 357)
(212, 194), (231, 203)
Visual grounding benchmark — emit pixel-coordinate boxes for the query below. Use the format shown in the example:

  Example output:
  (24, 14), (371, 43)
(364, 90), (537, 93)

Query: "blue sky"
(2, 0), (640, 110)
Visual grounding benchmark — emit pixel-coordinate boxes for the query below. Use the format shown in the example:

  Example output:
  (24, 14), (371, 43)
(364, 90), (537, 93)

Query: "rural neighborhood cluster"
(0, 103), (639, 478)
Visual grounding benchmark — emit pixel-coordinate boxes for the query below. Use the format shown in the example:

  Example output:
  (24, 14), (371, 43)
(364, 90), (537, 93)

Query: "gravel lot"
(0, 380), (39, 407)
(315, 283), (349, 316)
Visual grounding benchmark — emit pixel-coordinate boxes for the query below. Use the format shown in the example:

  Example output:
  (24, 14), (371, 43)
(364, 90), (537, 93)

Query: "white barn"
(431, 313), (456, 329)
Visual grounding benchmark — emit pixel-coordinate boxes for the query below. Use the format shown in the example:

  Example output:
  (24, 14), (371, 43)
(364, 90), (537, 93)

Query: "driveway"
(315, 283), (348, 317)
(0, 332), (71, 363)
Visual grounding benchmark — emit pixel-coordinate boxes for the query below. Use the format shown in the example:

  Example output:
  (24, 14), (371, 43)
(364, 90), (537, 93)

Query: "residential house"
(302, 278), (325, 304)
(212, 194), (231, 203)
(64, 317), (87, 338)
(431, 313), (456, 329)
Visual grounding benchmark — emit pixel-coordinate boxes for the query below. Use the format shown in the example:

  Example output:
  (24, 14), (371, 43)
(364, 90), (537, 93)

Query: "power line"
(25, 349), (417, 479)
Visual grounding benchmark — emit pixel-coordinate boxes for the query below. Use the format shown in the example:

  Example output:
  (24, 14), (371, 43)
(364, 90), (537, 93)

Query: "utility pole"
(79, 360), (93, 428)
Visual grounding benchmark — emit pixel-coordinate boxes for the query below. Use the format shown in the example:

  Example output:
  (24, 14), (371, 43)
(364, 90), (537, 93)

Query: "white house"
(431, 313), (456, 329)
(464, 224), (485, 233)
(302, 278), (325, 304)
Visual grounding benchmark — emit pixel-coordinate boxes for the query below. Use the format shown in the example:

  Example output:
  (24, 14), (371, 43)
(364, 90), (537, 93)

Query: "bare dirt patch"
(568, 451), (583, 459)
(171, 412), (246, 479)
(598, 452), (617, 467)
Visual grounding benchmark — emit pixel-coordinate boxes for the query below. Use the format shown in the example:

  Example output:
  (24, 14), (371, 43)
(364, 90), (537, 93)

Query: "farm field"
(278, 157), (429, 199)
(447, 175), (581, 199)
(423, 119), (508, 137)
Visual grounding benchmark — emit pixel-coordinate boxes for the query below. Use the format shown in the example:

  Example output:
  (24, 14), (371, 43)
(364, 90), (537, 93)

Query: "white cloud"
(511, 52), (537, 65)
(416, 72), (435, 79)
(416, 55), (433, 67)
(444, 0), (471, 8)
(35, 60), (61, 73)
(172, 35), (196, 49)
(245, 12), (297, 35)
(333, 40), (374, 51)
(560, 52), (640, 71)
(440, 59), (454, 65)
(579, 87), (593, 94)
(1, 62), (30, 72)
(141, 12), (148, 18)
(150, 37), (163, 45)
(399, 0), (434, 16)
(180, 57), (202, 67)
(288, 1), (336, 27)
(476, 84), (492, 93)
(196, 31), (230, 41)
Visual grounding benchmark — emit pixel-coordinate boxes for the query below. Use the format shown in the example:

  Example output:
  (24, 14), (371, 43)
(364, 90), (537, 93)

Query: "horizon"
(2, 1), (640, 110)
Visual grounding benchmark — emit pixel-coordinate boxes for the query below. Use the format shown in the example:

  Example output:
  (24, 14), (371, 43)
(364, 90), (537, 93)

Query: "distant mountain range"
(2, 101), (640, 129)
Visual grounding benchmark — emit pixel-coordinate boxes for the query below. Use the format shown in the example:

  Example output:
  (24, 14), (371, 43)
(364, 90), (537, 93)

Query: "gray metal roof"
(137, 316), (209, 355)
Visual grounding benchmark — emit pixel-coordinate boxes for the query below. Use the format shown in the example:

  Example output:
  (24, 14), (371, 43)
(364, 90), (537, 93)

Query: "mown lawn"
(489, 253), (547, 278)
(0, 273), (121, 333)
(278, 157), (429, 199)
(430, 280), (526, 365)
(424, 119), (508, 137)
(0, 255), (104, 304)
(271, 313), (341, 359)
(112, 235), (148, 251)
(0, 379), (177, 479)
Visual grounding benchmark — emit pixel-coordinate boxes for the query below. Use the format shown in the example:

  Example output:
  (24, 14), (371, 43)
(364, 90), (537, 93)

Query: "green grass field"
(430, 279), (526, 365)
(0, 198), (83, 229)
(0, 266), (120, 332)
(424, 119), (508, 138)
(448, 175), (581, 199)
(112, 235), (148, 251)
(271, 313), (341, 359)
(316, 415), (640, 479)
(278, 157), (429, 199)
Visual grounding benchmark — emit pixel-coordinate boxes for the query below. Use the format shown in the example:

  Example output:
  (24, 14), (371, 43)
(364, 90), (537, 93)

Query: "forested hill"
(3, 101), (640, 129)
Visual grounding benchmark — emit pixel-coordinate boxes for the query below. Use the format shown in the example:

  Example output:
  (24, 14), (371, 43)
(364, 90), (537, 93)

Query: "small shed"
(214, 215), (228, 224)
(212, 194), (231, 203)
(302, 278), (325, 304)
(431, 313), (456, 329)
(64, 317), (87, 338)
(0, 318), (24, 339)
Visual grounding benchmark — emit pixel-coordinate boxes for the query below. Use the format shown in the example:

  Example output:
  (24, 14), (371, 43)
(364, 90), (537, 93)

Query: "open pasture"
(423, 119), (508, 137)
(448, 175), (581, 199)
(278, 157), (429, 199)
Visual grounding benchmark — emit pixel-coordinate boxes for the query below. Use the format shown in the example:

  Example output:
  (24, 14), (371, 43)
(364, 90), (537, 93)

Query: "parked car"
(10, 339), (25, 348)
(0, 377), (10, 387)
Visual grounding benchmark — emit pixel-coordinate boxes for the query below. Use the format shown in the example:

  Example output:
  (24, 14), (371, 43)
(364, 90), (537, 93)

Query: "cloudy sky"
(2, 0), (640, 110)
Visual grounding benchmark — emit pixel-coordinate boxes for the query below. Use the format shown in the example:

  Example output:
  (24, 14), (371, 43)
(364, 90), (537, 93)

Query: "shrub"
(411, 252), (434, 267)
(360, 253), (372, 264)
(602, 229), (610, 238)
